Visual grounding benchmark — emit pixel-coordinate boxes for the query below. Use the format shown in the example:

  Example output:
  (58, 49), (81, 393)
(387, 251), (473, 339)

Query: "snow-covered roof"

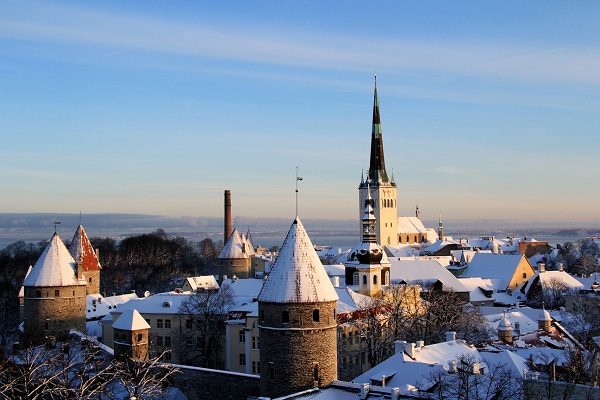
(458, 277), (495, 303)
(105, 292), (193, 316)
(221, 278), (264, 306)
(335, 287), (372, 314)
(388, 257), (469, 293)
(183, 275), (219, 291)
(86, 293), (139, 320)
(403, 339), (484, 366)
(24, 233), (86, 287)
(218, 229), (249, 259)
(68, 225), (102, 271)
(396, 216), (428, 234)
(535, 270), (584, 290)
(461, 253), (532, 291)
(112, 308), (150, 331)
(18, 265), (32, 298)
(257, 218), (338, 303)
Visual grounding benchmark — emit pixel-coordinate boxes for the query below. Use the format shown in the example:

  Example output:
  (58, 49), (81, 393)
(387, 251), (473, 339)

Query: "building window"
(239, 353), (246, 366)
(54, 290), (60, 297)
(282, 311), (289, 324)
(157, 319), (163, 329)
(385, 271), (390, 285)
(88, 277), (92, 283)
(353, 272), (359, 286)
(252, 335), (259, 350)
(314, 364), (319, 382)
(163, 352), (171, 361)
(239, 330), (246, 343)
(260, 310), (265, 322)
(165, 336), (171, 347)
(373, 275), (378, 285)
(145, 318), (151, 326)
(186, 319), (193, 329)
(252, 361), (260, 374)
(137, 334), (143, 342)
(362, 275), (367, 285)
(156, 336), (163, 347)
(44, 322), (48, 330)
(165, 319), (171, 329)
(523, 273), (527, 279)
(313, 309), (320, 322)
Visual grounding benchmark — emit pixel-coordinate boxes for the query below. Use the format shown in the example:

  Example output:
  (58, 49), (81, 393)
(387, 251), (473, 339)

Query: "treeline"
(92, 229), (222, 295)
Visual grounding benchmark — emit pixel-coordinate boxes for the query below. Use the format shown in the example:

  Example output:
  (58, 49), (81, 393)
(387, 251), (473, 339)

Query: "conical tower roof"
(24, 233), (85, 287)
(218, 228), (249, 259)
(258, 218), (338, 303)
(69, 225), (102, 271)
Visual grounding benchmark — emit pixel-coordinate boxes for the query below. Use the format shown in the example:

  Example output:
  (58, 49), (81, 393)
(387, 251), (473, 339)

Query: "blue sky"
(1, 1), (599, 226)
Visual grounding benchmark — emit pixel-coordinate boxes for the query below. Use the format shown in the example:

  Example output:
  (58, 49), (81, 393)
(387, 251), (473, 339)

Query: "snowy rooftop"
(112, 308), (150, 331)
(219, 229), (250, 259)
(335, 287), (372, 314)
(257, 218), (338, 303)
(221, 277), (264, 306)
(461, 253), (532, 291)
(68, 225), (102, 272)
(396, 216), (428, 234)
(86, 293), (139, 320)
(24, 233), (86, 287)
(183, 275), (219, 291)
(388, 257), (469, 293)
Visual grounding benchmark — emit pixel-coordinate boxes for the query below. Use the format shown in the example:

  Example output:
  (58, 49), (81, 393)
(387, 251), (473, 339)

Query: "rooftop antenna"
(295, 166), (303, 217)
(53, 219), (61, 234)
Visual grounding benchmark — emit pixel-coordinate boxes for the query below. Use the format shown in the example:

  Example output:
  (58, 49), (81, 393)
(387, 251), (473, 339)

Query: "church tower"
(438, 212), (444, 241)
(257, 218), (338, 399)
(359, 77), (398, 246)
(345, 186), (391, 296)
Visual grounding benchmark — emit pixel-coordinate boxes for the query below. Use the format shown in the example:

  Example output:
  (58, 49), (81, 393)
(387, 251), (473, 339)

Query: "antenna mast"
(295, 167), (303, 217)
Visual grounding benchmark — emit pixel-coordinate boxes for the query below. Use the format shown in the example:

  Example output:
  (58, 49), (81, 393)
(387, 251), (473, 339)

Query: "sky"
(1, 1), (599, 228)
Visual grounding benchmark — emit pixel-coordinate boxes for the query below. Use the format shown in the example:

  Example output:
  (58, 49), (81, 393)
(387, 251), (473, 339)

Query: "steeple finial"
(369, 75), (389, 186)
(295, 167), (303, 217)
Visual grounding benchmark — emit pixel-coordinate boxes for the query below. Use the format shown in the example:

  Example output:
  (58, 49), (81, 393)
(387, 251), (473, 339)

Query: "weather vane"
(53, 219), (61, 233)
(295, 167), (303, 217)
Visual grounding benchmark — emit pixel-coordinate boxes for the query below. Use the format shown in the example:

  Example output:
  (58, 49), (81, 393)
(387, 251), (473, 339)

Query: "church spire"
(369, 75), (390, 185)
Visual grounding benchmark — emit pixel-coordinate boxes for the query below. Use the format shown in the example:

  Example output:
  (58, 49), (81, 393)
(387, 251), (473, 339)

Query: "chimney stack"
(224, 190), (232, 243)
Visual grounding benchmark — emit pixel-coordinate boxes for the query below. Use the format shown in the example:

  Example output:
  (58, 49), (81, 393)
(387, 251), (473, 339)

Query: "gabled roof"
(461, 253), (532, 291)
(112, 308), (150, 331)
(388, 257), (469, 293)
(68, 225), (102, 271)
(218, 229), (249, 259)
(396, 216), (428, 234)
(184, 275), (219, 291)
(24, 233), (86, 287)
(257, 218), (338, 303)
(335, 287), (372, 314)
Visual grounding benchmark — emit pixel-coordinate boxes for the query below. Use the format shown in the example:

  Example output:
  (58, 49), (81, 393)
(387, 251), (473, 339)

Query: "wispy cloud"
(1, 1), (599, 85)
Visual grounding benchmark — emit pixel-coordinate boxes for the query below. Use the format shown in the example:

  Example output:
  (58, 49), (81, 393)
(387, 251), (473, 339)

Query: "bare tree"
(113, 354), (180, 400)
(177, 283), (235, 368)
(421, 354), (525, 400)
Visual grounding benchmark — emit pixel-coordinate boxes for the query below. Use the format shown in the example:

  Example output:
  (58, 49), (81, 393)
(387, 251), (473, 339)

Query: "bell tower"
(359, 76), (398, 246)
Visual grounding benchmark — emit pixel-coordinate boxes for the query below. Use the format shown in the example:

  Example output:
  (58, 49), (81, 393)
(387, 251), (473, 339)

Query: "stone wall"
(23, 284), (86, 340)
(171, 365), (260, 400)
(259, 301), (337, 398)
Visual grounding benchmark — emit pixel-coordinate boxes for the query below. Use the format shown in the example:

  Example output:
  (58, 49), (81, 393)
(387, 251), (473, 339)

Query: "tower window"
(36, 290), (41, 298)
(137, 334), (143, 342)
(260, 310), (265, 322)
(314, 364), (319, 383)
(54, 290), (59, 297)
(373, 275), (378, 285)
(282, 311), (290, 324)
(239, 330), (245, 343)
(313, 309), (320, 322)
(362, 275), (367, 285)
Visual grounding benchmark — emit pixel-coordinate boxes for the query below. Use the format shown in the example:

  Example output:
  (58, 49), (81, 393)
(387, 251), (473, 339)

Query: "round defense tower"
(257, 218), (338, 399)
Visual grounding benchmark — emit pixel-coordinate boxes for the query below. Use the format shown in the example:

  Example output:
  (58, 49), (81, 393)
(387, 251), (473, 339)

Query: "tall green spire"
(369, 75), (390, 185)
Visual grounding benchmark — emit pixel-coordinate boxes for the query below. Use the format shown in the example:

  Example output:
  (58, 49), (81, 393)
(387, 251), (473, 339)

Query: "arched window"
(353, 272), (360, 286)
(373, 275), (378, 285)
(362, 275), (367, 285)
(385, 271), (390, 285)
(522, 272), (527, 279)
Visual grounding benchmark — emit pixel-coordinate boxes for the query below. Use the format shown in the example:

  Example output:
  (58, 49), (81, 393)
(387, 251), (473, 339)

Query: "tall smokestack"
(224, 190), (232, 243)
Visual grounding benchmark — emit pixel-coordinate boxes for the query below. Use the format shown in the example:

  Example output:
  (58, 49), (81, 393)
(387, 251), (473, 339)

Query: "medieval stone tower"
(358, 77), (399, 247)
(68, 224), (102, 295)
(257, 218), (338, 399)
(112, 308), (151, 362)
(345, 187), (391, 296)
(218, 228), (254, 282)
(22, 233), (87, 341)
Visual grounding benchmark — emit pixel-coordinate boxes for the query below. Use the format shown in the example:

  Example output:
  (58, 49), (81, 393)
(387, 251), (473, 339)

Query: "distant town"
(1, 81), (600, 399)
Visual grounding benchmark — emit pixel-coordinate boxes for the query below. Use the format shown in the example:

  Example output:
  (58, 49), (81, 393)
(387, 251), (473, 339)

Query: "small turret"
(538, 307), (552, 333)
(498, 312), (513, 343)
